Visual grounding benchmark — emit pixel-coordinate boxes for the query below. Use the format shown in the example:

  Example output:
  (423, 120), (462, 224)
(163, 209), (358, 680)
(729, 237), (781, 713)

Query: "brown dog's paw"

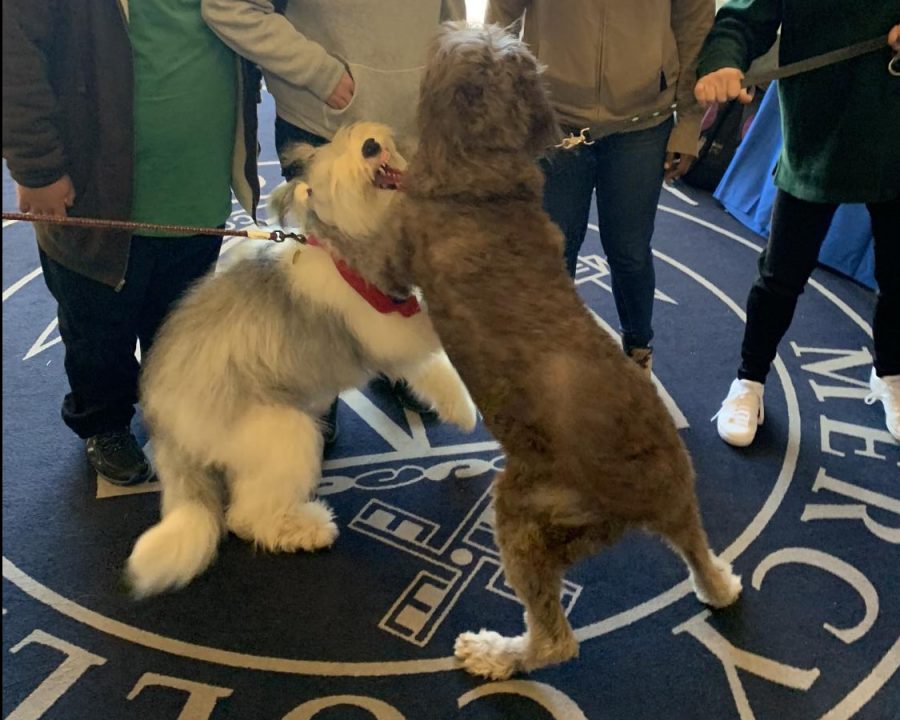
(454, 630), (524, 680)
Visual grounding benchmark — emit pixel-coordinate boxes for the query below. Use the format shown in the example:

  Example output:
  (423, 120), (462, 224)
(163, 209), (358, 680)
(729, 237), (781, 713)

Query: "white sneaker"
(713, 378), (765, 447)
(865, 369), (900, 441)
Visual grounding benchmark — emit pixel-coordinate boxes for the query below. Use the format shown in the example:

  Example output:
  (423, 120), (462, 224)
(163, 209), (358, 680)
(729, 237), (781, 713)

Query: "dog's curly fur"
(126, 122), (476, 598)
(392, 24), (742, 679)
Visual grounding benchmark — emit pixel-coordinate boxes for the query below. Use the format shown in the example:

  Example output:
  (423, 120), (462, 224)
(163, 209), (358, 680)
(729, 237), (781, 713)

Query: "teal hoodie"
(697, 0), (900, 204)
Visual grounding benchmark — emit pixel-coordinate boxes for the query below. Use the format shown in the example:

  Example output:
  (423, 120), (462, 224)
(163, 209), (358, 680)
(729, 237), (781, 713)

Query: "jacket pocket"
(320, 61), (422, 146)
(599, 21), (676, 116)
(661, 32), (681, 97)
(527, 10), (601, 118)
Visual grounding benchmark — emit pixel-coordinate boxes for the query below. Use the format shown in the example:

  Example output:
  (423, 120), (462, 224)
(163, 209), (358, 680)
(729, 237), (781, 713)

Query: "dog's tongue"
(375, 165), (404, 190)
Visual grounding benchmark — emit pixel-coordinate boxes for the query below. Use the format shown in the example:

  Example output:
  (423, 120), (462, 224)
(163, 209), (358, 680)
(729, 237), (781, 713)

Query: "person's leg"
(738, 191), (838, 382)
(136, 233), (223, 357)
(865, 196), (900, 440)
(540, 136), (598, 277)
(39, 247), (154, 484)
(592, 119), (671, 360)
(40, 250), (146, 437)
(868, 197), (900, 377)
(717, 190), (837, 446)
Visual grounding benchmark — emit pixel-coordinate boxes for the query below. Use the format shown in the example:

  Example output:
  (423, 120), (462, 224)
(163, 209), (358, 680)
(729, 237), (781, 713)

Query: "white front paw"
(441, 392), (478, 433)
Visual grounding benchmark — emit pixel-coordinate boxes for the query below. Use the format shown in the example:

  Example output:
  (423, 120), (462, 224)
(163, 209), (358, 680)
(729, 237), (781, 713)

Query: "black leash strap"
(743, 36), (891, 87)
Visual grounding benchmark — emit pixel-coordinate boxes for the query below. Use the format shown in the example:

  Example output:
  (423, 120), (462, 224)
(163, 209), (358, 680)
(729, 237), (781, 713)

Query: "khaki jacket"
(487, 0), (714, 156)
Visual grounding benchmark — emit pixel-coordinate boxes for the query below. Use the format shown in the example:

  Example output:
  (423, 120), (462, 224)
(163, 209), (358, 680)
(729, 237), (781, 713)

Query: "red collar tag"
(306, 234), (421, 317)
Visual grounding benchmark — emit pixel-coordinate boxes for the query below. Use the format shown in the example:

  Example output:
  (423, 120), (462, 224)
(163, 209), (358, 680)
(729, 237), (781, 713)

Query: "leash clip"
(889, 51), (900, 77)
(270, 229), (307, 244)
(555, 127), (595, 150)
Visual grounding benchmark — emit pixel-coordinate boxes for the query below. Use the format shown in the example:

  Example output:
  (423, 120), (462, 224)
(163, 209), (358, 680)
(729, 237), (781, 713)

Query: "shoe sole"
(717, 421), (759, 448)
(718, 433), (756, 448)
(96, 466), (155, 487)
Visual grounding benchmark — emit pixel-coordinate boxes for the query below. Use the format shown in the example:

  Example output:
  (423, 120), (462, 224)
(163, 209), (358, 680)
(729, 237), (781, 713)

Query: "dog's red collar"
(306, 234), (421, 317)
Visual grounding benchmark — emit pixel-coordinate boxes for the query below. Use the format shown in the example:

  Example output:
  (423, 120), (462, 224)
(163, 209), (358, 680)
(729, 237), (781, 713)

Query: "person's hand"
(888, 24), (900, 51)
(664, 152), (696, 183)
(16, 175), (76, 217)
(326, 71), (355, 110)
(694, 68), (754, 107)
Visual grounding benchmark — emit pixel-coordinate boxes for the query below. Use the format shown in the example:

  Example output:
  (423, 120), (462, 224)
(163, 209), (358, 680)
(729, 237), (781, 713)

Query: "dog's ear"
(514, 59), (561, 156)
(498, 17), (524, 39)
(277, 142), (317, 181)
(268, 179), (311, 226)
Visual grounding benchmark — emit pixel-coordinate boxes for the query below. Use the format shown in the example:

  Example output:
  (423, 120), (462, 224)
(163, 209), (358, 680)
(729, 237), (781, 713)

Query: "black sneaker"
(85, 429), (153, 486)
(320, 399), (340, 446)
(391, 379), (437, 417)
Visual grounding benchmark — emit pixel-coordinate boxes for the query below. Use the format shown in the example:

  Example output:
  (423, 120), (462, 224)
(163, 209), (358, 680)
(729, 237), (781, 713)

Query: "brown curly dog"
(392, 23), (742, 679)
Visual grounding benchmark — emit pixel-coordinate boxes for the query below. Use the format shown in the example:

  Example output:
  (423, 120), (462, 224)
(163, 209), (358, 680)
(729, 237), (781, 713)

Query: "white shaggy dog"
(126, 122), (477, 597)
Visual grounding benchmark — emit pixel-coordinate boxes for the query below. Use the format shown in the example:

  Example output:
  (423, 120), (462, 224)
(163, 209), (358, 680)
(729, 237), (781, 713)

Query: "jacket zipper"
(115, 0), (130, 291)
(595, 9), (606, 126)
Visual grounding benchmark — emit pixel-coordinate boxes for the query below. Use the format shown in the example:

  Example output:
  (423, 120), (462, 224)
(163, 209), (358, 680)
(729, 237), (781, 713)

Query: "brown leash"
(1, 211), (306, 243)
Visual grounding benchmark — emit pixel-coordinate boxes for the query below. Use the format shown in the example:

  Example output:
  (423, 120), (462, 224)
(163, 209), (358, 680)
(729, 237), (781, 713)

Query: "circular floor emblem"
(2, 162), (897, 720)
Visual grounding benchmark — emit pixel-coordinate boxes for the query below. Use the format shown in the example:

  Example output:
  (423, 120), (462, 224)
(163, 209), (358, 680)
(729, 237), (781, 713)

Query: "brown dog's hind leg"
(454, 514), (580, 680)
(657, 505), (742, 608)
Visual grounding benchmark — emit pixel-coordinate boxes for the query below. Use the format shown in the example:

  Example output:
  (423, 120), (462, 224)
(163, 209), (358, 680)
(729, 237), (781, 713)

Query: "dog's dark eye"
(362, 138), (381, 158)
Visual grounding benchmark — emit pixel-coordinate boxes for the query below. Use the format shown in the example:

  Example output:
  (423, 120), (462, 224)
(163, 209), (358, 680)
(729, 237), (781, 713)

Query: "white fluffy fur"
(126, 123), (476, 597)
(275, 122), (401, 239)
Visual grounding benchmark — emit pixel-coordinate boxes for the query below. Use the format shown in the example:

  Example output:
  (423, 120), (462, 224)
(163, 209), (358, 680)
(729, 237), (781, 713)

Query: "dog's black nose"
(362, 138), (381, 159)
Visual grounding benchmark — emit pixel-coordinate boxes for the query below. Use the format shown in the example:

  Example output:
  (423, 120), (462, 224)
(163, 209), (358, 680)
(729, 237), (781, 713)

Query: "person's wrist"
(312, 55), (348, 101)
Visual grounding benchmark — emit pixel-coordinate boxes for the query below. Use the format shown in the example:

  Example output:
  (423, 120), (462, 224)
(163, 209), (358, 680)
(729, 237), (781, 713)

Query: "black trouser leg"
(869, 197), (900, 377)
(41, 249), (144, 438)
(39, 233), (221, 439)
(738, 190), (838, 382)
(135, 234), (222, 357)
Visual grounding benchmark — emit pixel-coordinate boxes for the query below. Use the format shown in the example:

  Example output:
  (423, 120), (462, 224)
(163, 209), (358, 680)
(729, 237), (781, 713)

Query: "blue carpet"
(3, 97), (898, 720)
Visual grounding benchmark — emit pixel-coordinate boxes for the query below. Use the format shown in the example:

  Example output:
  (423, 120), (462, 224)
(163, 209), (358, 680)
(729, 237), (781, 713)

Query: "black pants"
(40, 234), (222, 438)
(739, 190), (900, 382)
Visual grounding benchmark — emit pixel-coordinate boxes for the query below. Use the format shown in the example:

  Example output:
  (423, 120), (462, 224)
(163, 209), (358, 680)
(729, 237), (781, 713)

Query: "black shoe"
(391, 379), (437, 417)
(85, 429), (153, 486)
(320, 399), (340, 446)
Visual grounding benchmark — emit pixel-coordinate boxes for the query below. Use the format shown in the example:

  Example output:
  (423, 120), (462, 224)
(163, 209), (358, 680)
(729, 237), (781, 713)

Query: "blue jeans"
(541, 118), (673, 353)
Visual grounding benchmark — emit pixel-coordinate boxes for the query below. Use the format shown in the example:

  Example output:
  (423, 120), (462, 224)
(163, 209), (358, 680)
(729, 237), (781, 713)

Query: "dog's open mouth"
(373, 163), (403, 191)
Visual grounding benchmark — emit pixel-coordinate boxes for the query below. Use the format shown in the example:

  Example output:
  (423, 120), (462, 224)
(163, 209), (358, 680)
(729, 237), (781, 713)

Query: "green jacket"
(697, 0), (900, 204)
(487, 0), (715, 157)
(1, 0), (261, 288)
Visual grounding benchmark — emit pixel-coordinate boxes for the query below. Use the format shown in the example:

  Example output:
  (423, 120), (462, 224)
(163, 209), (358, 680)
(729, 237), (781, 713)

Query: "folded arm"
(201, 0), (346, 102)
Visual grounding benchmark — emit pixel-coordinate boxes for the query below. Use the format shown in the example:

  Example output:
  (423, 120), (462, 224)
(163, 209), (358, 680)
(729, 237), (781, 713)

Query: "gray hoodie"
(202, 0), (466, 151)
